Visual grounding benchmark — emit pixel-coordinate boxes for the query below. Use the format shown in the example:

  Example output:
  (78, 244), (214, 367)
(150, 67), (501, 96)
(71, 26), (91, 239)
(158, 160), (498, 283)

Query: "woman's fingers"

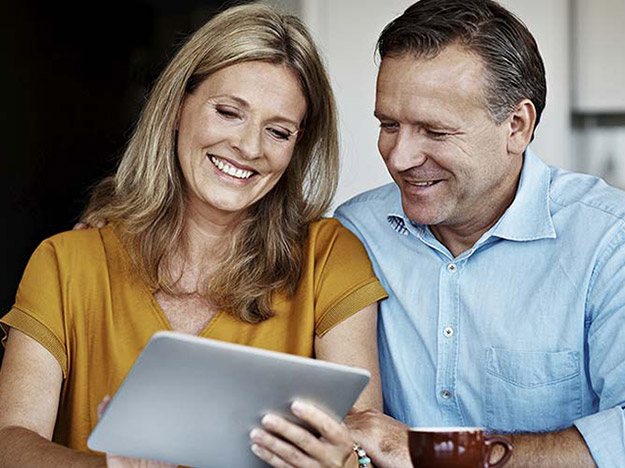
(250, 427), (307, 468)
(290, 401), (350, 445)
(264, 412), (327, 457)
(250, 402), (354, 467)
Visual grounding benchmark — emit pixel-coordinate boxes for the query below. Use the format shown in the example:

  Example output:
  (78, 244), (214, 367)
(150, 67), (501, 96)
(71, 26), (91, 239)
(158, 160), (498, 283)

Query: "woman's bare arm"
(250, 303), (381, 467)
(315, 303), (382, 411)
(0, 328), (105, 467)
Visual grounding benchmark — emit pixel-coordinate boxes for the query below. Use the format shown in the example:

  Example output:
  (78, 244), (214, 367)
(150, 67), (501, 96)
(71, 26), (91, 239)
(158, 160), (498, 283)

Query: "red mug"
(408, 427), (513, 468)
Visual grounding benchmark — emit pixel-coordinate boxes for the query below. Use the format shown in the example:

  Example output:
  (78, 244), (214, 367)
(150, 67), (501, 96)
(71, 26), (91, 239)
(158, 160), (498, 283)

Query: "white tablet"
(87, 331), (370, 467)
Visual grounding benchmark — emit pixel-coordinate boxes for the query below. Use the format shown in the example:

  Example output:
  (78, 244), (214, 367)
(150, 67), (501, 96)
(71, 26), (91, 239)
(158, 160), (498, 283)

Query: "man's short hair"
(377, 0), (546, 139)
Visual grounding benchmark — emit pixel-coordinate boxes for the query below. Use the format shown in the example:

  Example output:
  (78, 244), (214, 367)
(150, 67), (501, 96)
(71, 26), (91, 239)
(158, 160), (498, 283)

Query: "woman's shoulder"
(308, 217), (356, 240)
(41, 225), (105, 249)
(306, 218), (367, 256)
(32, 226), (115, 270)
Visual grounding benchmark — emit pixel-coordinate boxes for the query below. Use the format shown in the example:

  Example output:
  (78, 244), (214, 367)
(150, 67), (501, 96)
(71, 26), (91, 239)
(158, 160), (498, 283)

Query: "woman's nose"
(232, 121), (263, 160)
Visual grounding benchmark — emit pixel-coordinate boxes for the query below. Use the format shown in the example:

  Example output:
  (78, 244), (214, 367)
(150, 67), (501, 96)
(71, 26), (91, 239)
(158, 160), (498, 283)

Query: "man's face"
(375, 45), (521, 233)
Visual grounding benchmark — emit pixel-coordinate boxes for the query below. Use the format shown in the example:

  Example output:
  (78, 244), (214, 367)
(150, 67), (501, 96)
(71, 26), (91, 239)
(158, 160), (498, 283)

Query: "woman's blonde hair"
(84, 3), (339, 322)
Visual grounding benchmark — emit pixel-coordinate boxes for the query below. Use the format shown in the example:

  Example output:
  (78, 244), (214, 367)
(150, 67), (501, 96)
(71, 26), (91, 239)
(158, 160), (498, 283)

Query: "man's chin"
(401, 209), (447, 227)
(400, 198), (449, 227)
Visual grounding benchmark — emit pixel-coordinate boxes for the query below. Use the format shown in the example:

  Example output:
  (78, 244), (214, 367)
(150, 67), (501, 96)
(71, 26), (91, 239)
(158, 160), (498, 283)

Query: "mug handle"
(484, 434), (513, 468)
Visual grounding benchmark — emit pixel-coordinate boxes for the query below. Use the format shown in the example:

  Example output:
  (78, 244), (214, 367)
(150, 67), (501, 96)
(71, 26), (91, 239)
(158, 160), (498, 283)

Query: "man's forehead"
(378, 46), (485, 83)
(375, 46), (489, 110)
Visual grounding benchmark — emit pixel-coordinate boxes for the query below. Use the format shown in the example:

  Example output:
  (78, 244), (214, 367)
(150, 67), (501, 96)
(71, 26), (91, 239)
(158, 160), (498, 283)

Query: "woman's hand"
(106, 454), (176, 468)
(249, 400), (358, 468)
(97, 397), (176, 468)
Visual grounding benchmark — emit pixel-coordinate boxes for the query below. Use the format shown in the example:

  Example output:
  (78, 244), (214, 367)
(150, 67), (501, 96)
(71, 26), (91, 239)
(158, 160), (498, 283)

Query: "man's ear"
(506, 99), (536, 155)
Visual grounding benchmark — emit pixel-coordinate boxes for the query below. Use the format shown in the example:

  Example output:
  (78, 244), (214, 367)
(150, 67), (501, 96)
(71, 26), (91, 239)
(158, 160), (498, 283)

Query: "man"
(338, 0), (625, 466)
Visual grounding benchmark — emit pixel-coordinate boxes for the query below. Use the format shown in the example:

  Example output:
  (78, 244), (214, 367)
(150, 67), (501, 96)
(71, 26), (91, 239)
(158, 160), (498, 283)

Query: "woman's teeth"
(210, 156), (254, 179)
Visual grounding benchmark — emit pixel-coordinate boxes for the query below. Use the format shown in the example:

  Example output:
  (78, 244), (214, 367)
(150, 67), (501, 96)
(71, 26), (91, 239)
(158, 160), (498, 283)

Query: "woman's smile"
(176, 60), (307, 220)
(208, 155), (256, 181)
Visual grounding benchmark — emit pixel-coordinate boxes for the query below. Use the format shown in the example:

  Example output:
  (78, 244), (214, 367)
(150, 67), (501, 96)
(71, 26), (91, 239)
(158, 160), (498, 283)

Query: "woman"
(0, 3), (385, 467)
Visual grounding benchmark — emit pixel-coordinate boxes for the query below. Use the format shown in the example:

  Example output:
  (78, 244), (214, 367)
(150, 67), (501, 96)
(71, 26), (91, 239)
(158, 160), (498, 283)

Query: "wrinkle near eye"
(267, 127), (292, 141)
(215, 105), (242, 119)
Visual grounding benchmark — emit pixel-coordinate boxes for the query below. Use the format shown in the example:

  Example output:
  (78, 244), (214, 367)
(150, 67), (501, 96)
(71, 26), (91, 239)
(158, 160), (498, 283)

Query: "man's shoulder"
(549, 167), (625, 223)
(334, 183), (399, 219)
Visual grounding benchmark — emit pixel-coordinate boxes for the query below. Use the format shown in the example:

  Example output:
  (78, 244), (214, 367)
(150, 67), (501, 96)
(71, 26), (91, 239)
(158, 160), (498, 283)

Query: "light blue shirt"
(335, 148), (625, 467)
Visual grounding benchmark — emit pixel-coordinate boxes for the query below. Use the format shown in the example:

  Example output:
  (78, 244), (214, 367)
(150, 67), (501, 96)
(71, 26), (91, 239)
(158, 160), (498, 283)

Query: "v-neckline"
(148, 291), (224, 338)
(103, 225), (224, 338)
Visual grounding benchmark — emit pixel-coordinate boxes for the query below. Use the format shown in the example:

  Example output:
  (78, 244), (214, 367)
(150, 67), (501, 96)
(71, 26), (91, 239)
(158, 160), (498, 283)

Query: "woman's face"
(177, 61), (307, 221)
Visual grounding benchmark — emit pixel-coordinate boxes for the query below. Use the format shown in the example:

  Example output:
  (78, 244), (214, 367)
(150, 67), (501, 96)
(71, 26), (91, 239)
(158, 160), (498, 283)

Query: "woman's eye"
(268, 127), (293, 141)
(216, 107), (240, 119)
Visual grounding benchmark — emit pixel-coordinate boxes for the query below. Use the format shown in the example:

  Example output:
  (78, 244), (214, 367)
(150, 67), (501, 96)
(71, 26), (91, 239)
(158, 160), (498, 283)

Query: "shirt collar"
(386, 147), (556, 242)
(386, 185), (418, 237)
(491, 147), (556, 241)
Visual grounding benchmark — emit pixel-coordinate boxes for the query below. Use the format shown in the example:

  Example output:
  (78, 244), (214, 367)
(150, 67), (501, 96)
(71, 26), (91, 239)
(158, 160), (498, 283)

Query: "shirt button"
(441, 389), (452, 399)
(443, 326), (454, 338)
(447, 263), (457, 272)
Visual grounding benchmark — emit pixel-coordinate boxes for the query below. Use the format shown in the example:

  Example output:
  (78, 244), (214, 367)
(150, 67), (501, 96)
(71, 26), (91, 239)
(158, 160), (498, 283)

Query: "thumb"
(97, 395), (112, 420)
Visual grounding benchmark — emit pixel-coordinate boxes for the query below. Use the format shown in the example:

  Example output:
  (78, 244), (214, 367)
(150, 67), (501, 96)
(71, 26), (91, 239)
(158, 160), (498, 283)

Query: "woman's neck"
(165, 205), (245, 294)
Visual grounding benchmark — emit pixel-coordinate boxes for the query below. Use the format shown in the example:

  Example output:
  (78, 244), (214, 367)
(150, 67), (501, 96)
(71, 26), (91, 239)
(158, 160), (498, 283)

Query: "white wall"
(301, 0), (414, 209)
(297, 0), (573, 208)
(501, 0), (572, 170)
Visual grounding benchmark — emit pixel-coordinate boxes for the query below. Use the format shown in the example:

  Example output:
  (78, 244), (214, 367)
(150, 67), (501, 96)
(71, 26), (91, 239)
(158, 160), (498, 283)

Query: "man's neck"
(430, 215), (501, 258)
(430, 166), (522, 258)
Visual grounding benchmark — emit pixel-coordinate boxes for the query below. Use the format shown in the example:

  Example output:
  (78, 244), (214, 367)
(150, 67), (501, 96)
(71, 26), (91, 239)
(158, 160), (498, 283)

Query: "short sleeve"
(310, 220), (387, 336)
(0, 240), (68, 377)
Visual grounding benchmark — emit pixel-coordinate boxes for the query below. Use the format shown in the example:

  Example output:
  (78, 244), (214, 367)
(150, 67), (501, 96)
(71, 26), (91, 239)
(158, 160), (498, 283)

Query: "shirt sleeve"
(573, 223), (625, 467)
(312, 220), (387, 337)
(0, 239), (68, 377)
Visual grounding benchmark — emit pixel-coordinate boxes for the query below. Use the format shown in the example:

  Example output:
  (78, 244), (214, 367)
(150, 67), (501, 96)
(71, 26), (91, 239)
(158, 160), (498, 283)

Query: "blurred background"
(1, 0), (624, 362)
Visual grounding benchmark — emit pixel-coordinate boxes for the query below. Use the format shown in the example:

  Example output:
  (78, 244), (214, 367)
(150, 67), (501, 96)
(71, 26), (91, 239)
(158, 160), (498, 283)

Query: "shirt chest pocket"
(484, 348), (582, 433)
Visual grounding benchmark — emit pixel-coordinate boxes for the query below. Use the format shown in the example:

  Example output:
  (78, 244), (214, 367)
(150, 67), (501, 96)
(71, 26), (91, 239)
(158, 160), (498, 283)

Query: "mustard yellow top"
(1, 219), (387, 452)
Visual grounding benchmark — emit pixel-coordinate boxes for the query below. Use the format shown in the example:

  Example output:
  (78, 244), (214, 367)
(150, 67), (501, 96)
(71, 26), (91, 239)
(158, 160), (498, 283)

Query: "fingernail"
(291, 401), (305, 414)
(251, 443), (261, 456)
(261, 414), (277, 426)
(249, 429), (262, 441)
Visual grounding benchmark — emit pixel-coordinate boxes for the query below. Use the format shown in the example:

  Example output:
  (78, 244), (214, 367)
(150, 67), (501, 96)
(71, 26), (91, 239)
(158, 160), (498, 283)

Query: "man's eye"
(268, 127), (293, 141)
(216, 107), (240, 119)
(379, 122), (399, 132)
(425, 129), (450, 139)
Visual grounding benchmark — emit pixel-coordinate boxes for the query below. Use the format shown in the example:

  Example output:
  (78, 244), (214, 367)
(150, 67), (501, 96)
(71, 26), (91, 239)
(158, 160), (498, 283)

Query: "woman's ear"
(506, 99), (536, 156)
(295, 128), (305, 143)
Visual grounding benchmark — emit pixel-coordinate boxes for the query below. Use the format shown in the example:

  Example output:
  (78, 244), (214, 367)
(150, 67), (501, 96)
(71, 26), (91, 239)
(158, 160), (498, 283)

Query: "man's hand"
(345, 408), (411, 468)
(73, 219), (107, 230)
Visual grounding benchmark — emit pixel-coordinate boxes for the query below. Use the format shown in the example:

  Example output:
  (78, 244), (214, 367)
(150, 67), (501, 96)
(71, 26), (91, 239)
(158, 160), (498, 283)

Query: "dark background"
(0, 0), (254, 364)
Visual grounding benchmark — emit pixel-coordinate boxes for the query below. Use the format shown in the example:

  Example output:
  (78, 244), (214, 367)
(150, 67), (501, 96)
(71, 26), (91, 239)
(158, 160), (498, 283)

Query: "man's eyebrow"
(373, 111), (393, 120)
(373, 112), (461, 132)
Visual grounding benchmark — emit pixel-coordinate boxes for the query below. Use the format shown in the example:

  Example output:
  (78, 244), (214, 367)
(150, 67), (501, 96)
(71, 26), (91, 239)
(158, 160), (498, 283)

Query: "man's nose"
(383, 127), (427, 171)
(232, 121), (263, 160)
